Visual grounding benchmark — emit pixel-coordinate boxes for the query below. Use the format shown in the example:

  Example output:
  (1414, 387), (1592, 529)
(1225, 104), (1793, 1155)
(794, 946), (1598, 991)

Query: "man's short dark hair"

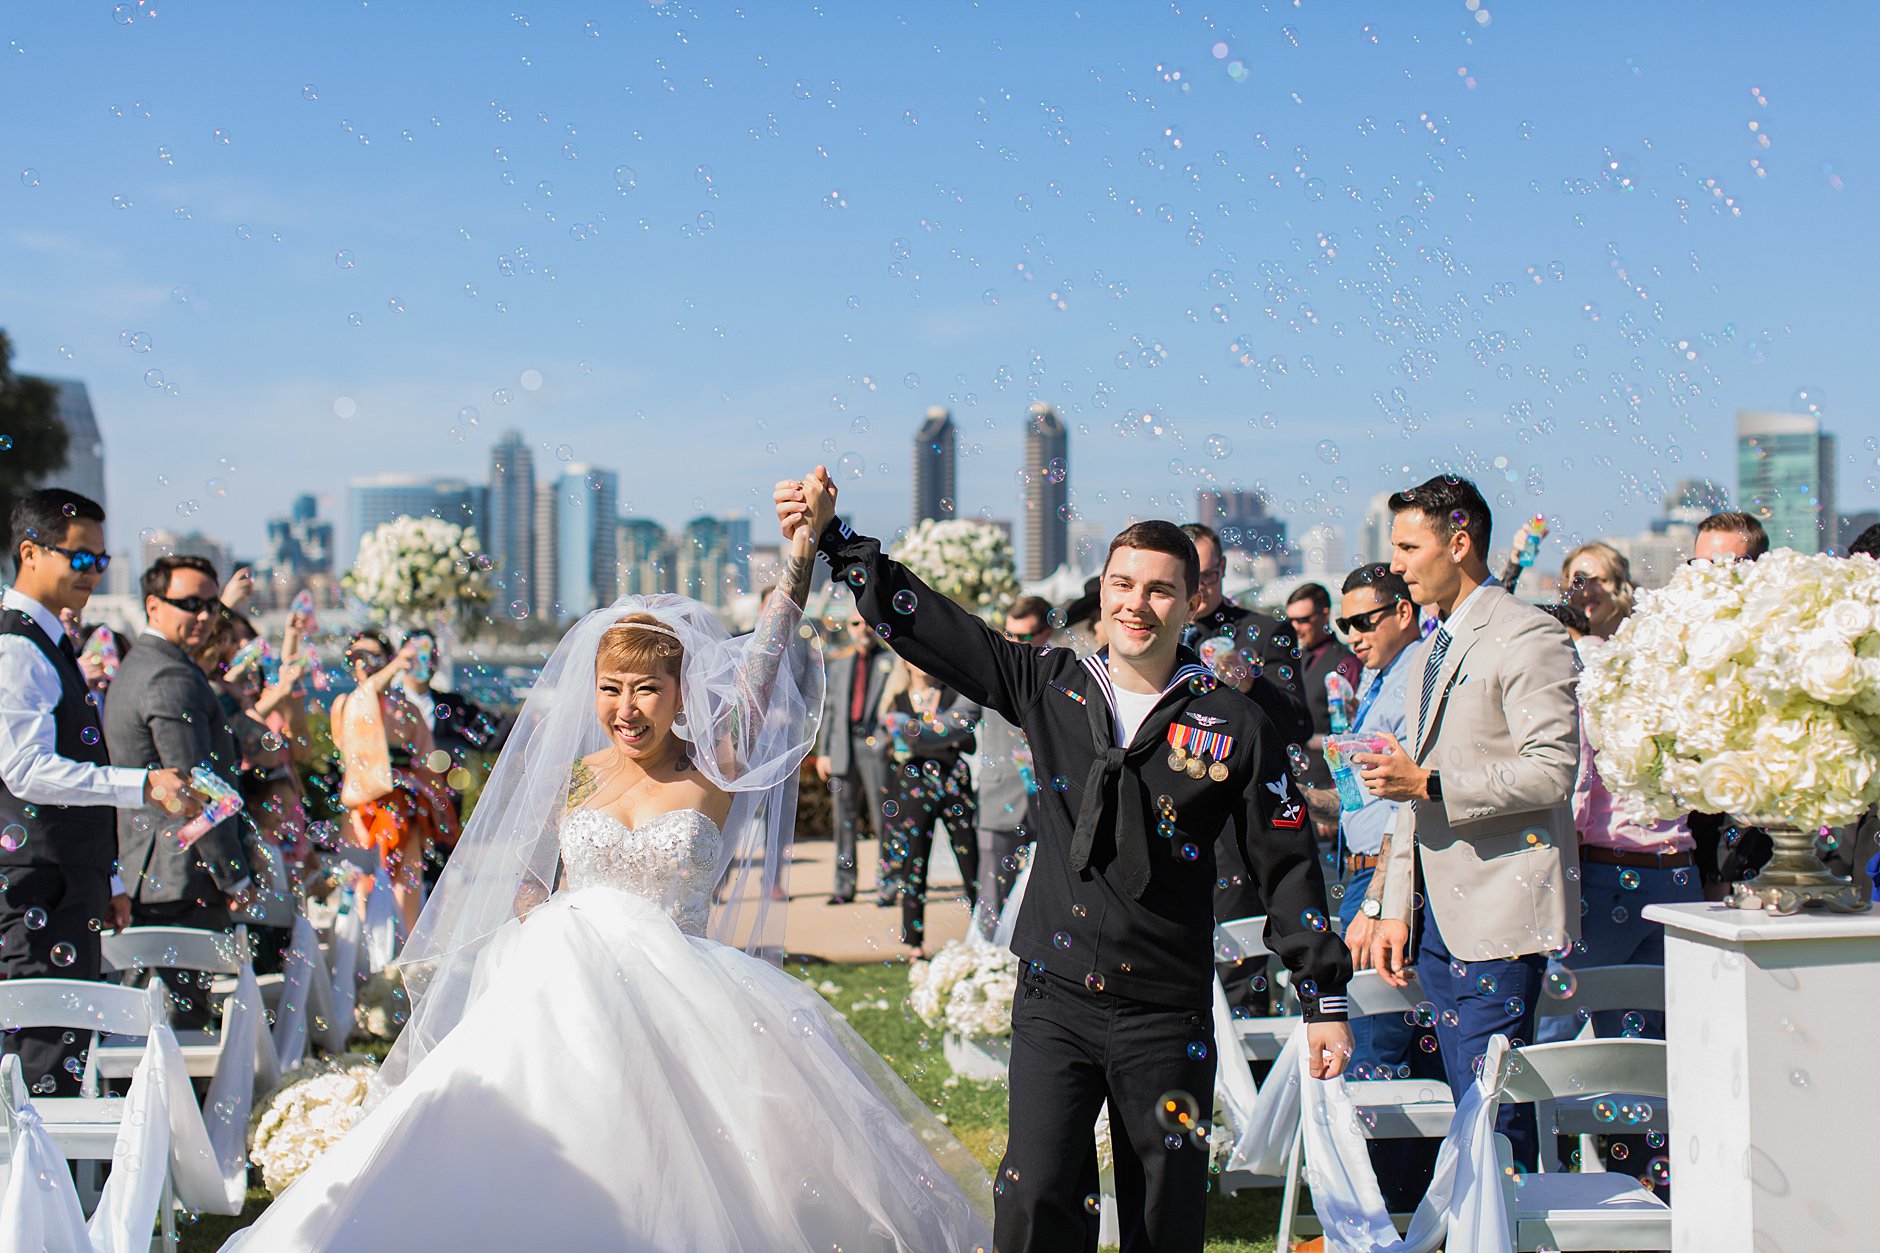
(141, 554), (219, 601)
(1007, 595), (1053, 624)
(1387, 475), (1493, 556)
(1696, 511), (1769, 559)
(403, 627), (437, 647)
(1341, 563), (1412, 606)
(1286, 582), (1331, 613)
(9, 488), (105, 574)
(1849, 524), (1880, 560)
(1105, 521), (1200, 596)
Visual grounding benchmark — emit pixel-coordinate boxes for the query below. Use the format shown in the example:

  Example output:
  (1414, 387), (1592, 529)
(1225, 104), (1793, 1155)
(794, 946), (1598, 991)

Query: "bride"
(224, 479), (993, 1251)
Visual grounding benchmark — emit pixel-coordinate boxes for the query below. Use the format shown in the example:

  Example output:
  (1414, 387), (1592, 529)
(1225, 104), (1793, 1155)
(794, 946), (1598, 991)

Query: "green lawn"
(183, 959), (1287, 1253)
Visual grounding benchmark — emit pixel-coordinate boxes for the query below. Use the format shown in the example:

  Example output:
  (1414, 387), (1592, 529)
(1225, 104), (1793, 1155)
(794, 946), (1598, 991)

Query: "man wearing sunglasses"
(1, 489), (201, 1095)
(106, 554), (253, 1029)
(1327, 562), (1440, 1210)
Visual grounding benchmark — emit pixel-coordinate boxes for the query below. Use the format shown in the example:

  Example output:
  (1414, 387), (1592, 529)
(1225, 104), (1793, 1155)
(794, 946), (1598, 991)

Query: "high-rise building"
(139, 529), (233, 582)
(265, 494), (334, 578)
(721, 515), (753, 595)
(617, 517), (673, 597)
(533, 488), (558, 620)
(347, 476), (486, 563)
(1358, 492), (1395, 565)
(1738, 411), (1837, 554)
(487, 430), (537, 615)
(1195, 489), (1289, 565)
(912, 407), (957, 526)
(551, 465), (620, 620)
(1022, 404), (1069, 580)
(24, 378), (107, 513)
(677, 516), (732, 608)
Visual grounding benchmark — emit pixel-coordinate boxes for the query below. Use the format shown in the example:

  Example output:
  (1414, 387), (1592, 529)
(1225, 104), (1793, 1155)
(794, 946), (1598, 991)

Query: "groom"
(778, 470), (1352, 1253)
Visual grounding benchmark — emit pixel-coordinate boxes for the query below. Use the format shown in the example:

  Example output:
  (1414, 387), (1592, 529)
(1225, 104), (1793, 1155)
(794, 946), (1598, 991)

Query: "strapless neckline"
(565, 807), (724, 839)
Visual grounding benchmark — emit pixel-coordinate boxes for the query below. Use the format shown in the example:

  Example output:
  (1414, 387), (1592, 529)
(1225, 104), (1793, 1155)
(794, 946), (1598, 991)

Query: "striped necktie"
(1418, 626), (1452, 740)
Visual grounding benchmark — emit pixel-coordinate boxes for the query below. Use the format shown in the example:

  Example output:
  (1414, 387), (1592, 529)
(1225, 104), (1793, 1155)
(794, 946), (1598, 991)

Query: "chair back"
(101, 925), (249, 976)
(1489, 1037), (1668, 1106)
(1535, 963), (1663, 1021)
(1214, 916), (1271, 962)
(1344, 969), (1428, 1017)
(0, 979), (166, 1037)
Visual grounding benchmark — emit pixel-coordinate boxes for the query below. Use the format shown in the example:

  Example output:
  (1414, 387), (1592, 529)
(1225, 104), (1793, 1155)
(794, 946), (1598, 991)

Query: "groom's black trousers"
(995, 963), (1216, 1253)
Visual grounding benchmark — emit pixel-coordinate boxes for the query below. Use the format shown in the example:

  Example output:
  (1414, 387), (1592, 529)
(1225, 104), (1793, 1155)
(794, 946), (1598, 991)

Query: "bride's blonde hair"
(597, 613), (684, 679)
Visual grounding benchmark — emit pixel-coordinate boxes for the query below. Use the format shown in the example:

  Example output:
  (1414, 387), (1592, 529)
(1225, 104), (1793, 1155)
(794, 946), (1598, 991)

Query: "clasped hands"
(773, 465), (837, 542)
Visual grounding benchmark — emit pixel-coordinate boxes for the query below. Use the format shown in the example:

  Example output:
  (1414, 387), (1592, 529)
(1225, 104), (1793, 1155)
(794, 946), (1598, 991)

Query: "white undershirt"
(1109, 687), (1162, 748)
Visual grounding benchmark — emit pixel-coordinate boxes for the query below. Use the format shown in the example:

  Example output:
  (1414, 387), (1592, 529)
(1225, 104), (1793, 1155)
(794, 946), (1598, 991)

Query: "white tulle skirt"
(222, 887), (994, 1252)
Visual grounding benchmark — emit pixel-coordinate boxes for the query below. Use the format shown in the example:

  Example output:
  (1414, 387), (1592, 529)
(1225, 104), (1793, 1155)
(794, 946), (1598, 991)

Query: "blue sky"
(3, 0), (1875, 565)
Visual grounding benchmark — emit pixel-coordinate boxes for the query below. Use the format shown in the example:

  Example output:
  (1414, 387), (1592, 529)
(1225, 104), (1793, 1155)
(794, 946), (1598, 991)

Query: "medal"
(1186, 756), (1207, 779)
(1209, 760), (1230, 782)
(1168, 748), (1188, 770)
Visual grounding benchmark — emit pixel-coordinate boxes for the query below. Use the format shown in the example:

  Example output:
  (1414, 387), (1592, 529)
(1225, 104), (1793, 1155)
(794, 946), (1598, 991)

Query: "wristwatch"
(1425, 770), (1443, 802)
(1359, 897), (1383, 919)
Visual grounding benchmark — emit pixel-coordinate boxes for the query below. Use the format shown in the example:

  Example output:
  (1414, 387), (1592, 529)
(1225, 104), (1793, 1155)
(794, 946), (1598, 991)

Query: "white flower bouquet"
(1581, 550), (1880, 831)
(343, 515), (492, 628)
(248, 1054), (382, 1196)
(890, 519), (1020, 621)
(908, 930), (1018, 1041)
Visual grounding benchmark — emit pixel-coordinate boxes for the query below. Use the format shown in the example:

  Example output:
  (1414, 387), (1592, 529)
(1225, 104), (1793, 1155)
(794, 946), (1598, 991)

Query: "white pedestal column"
(1645, 901), (1880, 1253)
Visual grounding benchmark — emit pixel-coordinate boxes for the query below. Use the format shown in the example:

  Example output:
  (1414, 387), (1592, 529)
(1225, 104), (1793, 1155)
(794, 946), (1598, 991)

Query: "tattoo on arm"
(778, 549), (816, 610)
(565, 758), (600, 812)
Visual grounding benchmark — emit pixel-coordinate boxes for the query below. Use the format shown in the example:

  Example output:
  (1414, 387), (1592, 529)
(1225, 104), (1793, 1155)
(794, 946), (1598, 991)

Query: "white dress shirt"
(0, 587), (147, 811)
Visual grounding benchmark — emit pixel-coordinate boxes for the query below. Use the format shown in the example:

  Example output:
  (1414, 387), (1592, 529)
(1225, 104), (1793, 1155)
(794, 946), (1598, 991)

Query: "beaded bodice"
(557, 808), (723, 936)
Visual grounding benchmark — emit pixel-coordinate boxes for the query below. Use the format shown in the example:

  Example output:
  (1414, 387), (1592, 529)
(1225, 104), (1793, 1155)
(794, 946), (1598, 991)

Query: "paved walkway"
(778, 835), (976, 963)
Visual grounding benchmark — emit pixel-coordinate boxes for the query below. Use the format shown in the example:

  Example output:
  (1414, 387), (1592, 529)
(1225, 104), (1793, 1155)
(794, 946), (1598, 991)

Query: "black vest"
(0, 609), (119, 871)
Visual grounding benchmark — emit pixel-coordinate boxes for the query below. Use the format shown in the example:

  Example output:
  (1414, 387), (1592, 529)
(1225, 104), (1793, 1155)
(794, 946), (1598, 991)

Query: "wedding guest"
(877, 658), (980, 957)
(1286, 581), (1361, 789)
(813, 611), (897, 905)
(1561, 542), (1635, 640)
(109, 554), (253, 1030)
(398, 629), (513, 775)
(1357, 474), (1581, 1171)
(1686, 512), (1770, 892)
(1, 490), (198, 1094)
(1182, 523), (1315, 1016)
(1493, 516), (1550, 595)
(978, 596), (1052, 912)
(1332, 563), (1441, 1210)
(332, 631), (459, 931)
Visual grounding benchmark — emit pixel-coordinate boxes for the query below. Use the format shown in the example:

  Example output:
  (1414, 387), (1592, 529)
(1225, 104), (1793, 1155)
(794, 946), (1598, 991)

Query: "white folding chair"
(0, 979), (178, 1242)
(1483, 1037), (1672, 1250)
(1531, 963), (1666, 1174)
(1213, 916), (1303, 1061)
(1275, 970), (1458, 1249)
(97, 925), (257, 1083)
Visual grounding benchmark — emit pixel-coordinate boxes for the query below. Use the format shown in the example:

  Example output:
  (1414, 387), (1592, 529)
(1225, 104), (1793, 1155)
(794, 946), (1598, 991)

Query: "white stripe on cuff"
(1315, 995), (1350, 1014)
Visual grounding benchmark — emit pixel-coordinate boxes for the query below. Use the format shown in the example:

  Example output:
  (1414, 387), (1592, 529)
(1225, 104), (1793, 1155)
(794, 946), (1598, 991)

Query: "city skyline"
(4, 4), (1874, 573)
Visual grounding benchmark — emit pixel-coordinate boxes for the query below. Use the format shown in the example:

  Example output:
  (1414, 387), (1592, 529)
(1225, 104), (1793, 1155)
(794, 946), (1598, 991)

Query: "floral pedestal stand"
(941, 1032), (1011, 1084)
(1646, 901), (1880, 1252)
(1722, 823), (1869, 916)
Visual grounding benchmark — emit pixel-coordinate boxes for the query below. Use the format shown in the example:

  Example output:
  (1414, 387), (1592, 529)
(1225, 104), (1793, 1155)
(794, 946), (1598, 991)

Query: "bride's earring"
(673, 709), (688, 729)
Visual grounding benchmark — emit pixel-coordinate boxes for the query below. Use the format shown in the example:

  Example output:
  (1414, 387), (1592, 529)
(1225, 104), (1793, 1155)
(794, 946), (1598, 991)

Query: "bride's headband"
(608, 616), (683, 643)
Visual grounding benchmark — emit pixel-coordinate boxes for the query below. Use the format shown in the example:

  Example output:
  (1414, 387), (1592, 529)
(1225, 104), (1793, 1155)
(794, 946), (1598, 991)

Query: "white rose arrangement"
(248, 1054), (382, 1195)
(890, 519), (1021, 622)
(1581, 550), (1880, 831)
(354, 968), (410, 1042)
(343, 516), (493, 629)
(908, 930), (1018, 1042)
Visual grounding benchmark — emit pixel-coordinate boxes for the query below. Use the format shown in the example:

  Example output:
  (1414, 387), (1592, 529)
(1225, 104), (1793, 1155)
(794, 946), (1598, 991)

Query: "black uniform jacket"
(820, 519), (1350, 1021)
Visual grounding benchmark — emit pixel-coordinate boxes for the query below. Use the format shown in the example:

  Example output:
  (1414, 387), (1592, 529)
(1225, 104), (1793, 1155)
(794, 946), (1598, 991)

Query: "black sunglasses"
(151, 592), (220, 616)
(36, 542), (111, 575)
(1335, 604), (1399, 635)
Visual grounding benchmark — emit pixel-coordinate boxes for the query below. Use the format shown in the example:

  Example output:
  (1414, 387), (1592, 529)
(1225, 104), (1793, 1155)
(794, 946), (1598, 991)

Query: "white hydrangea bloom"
(343, 516), (492, 628)
(1581, 550), (1880, 830)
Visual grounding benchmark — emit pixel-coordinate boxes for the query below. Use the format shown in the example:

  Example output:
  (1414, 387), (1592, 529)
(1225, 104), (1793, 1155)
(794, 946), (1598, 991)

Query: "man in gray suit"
(1352, 475), (1581, 1170)
(108, 554), (252, 1026)
(814, 611), (898, 904)
(976, 596), (1054, 912)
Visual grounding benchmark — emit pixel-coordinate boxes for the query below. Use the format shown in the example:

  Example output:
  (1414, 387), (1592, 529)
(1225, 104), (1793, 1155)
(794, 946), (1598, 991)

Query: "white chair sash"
(1297, 1038), (1511, 1253)
(1, 1104), (92, 1253)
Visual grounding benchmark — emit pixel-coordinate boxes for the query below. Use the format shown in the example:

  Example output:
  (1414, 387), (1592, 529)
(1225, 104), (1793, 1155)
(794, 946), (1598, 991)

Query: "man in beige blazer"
(1349, 475), (1581, 1170)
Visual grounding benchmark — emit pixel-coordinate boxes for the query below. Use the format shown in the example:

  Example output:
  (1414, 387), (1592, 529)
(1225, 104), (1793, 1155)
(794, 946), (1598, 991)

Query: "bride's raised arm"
(714, 490), (823, 776)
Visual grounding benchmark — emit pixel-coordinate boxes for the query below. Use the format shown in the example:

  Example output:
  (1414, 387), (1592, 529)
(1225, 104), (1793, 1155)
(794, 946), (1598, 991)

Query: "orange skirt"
(351, 772), (460, 876)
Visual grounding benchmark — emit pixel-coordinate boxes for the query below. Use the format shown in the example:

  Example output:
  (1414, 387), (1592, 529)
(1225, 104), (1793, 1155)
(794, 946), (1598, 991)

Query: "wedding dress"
(222, 804), (993, 1251)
